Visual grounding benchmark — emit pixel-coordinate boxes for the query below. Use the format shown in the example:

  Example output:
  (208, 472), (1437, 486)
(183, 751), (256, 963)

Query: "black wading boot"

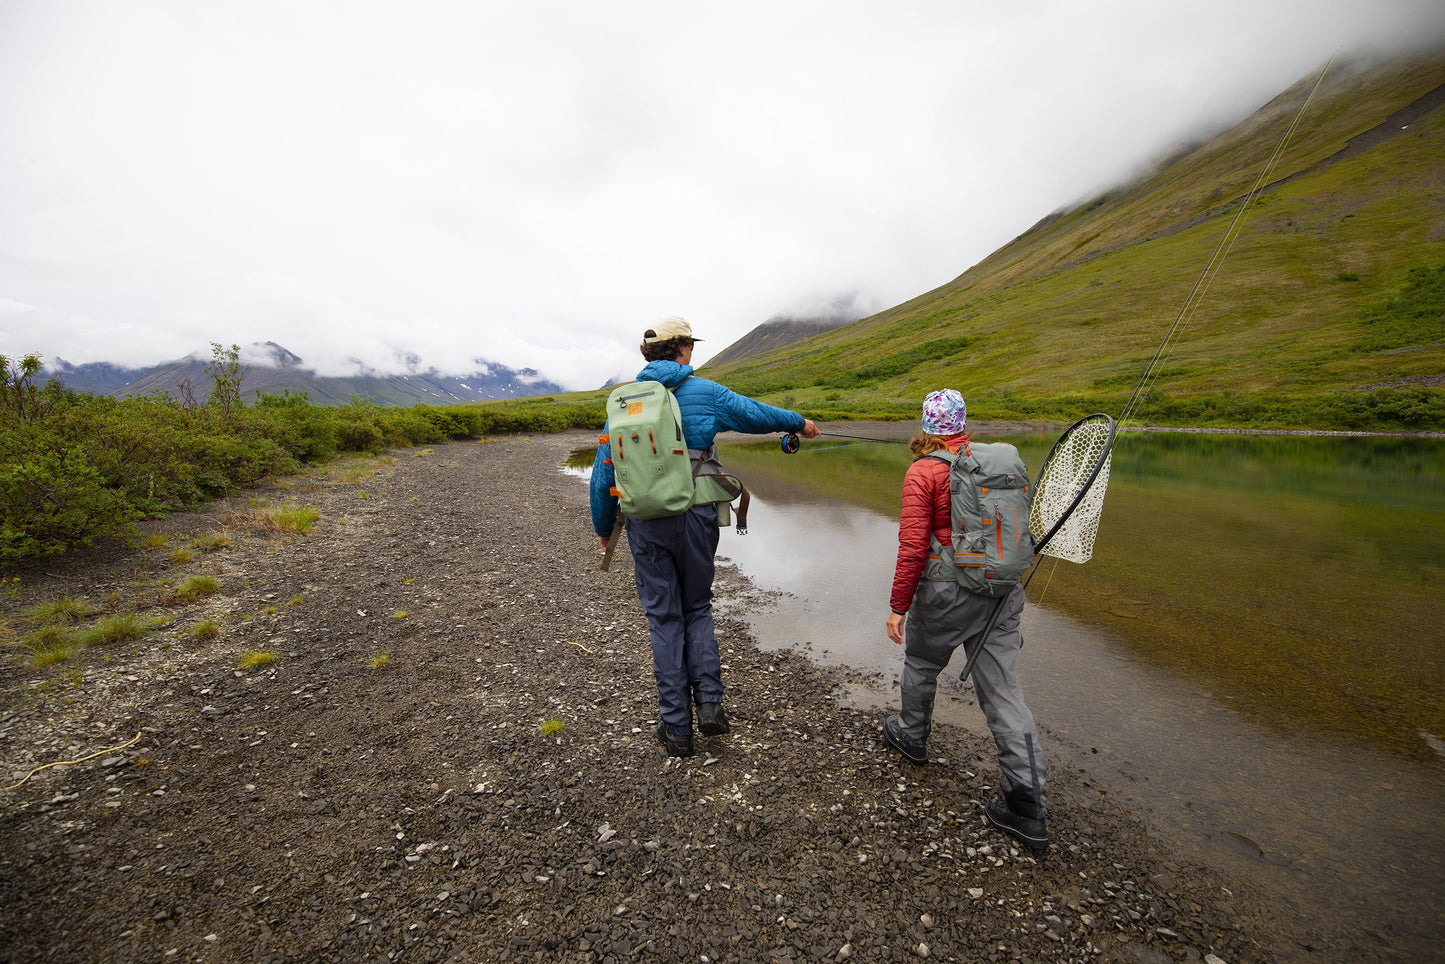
(882, 715), (928, 765)
(697, 702), (731, 736)
(985, 795), (1050, 852)
(655, 722), (694, 758)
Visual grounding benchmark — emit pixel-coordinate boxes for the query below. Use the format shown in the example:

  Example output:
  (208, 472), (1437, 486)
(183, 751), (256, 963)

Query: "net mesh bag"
(1029, 418), (1114, 564)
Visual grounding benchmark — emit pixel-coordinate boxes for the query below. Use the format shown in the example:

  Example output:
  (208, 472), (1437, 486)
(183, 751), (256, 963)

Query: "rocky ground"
(0, 431), (1324, 963)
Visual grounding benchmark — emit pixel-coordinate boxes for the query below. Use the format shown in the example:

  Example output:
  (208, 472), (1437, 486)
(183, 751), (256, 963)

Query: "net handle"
(959, 413), (1117, 683)
(1030, 412), (1117, 557)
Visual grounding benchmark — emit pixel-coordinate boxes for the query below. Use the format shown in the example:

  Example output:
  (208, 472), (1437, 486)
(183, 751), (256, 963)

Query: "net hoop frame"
(1030, 412), (1117, 558)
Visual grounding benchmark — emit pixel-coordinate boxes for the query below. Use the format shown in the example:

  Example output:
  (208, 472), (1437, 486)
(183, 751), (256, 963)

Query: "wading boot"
(655, 722), (694, 758)
(985, 797), (1050, 852)
(882, 715), (928, 765)
(697, 702), (731, 736)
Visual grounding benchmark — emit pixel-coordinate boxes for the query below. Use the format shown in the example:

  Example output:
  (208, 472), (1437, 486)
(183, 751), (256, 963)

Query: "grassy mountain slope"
(698, 50), (1445, 431)
(703, 315), (854, 368)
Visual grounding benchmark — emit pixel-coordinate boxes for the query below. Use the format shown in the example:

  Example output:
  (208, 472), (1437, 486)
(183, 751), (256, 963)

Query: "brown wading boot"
(655, 722), (694, 758)
(697, 702), (730, 736)
(985, 796), (1050, 852)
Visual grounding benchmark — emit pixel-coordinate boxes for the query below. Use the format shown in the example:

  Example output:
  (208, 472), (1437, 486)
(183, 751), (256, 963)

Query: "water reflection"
(702, 428), (1445, 961)
(715, 430), (1445, 761)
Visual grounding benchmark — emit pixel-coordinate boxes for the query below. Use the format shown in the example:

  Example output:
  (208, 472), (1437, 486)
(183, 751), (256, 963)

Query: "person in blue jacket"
(591, 316), (820, 757)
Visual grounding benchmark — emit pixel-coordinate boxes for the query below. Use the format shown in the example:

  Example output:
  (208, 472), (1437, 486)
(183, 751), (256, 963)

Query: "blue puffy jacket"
(590, 360), (806, 537)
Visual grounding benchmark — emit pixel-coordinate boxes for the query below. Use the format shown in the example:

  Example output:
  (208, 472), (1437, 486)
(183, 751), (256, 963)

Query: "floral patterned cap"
(921, 389), (967, 435)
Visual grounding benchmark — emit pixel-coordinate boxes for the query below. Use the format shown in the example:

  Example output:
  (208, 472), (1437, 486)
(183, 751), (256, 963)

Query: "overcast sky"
(3, 1), (1443, 390)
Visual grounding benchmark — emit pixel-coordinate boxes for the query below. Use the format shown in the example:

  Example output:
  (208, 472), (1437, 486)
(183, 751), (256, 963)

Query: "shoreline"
(0, 432), (1341, 961)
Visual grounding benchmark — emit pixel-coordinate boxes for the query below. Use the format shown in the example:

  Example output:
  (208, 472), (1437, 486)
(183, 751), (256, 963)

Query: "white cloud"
(2, 0), (1443, 389)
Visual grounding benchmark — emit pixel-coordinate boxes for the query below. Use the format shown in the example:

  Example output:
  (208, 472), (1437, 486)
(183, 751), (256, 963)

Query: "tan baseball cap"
(642, 316), (703, 343)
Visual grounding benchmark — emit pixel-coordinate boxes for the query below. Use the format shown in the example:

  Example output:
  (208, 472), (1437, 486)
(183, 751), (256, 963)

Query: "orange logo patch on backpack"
(628, 402), (643, 416)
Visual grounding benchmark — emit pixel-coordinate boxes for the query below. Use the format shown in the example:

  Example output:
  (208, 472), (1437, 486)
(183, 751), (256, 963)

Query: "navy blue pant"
(627, 504), (722, 732)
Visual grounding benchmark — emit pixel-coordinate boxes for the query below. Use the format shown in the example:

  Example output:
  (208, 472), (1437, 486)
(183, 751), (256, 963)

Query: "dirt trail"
(0, 433), (1324, 962)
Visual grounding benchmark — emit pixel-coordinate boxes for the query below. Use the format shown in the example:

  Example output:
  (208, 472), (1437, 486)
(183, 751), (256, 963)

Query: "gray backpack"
(927, 443), (1035, 596)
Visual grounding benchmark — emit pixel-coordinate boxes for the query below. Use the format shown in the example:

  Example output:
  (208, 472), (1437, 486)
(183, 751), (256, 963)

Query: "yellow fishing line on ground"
(2, 731), (143, 791)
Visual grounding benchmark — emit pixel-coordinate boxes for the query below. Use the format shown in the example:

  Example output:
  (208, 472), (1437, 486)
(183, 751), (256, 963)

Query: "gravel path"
(0, 432), (1323, 962)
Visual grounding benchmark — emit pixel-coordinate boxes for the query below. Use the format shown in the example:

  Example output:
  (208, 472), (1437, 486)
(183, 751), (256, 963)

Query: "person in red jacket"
(882, 389), (1050, 852)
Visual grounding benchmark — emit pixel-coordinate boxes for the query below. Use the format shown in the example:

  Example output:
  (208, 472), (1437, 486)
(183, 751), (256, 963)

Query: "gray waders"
(900, 580), (1047, 819)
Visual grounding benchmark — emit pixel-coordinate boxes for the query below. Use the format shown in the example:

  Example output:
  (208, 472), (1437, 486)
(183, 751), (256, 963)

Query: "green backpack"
(605, 380), (696, 520)
(927, 442), (1036, 597)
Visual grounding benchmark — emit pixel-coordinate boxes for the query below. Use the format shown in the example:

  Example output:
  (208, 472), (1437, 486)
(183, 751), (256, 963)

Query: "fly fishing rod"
(953, 52), (1337, 684)
(779, 430), (906, 454)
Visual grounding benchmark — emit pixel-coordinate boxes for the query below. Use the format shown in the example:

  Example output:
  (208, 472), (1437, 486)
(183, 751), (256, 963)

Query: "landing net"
(1029, 414), (1116, 565)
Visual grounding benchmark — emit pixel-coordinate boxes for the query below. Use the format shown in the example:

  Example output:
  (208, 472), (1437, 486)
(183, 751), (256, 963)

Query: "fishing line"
(1118, 50), (1339, 431)
(1020, 555), (1062, 639)
(789, 441), (894, 455)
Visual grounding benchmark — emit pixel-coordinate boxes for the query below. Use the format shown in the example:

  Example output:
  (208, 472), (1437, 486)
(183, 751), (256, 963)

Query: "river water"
(563, 430), (1445, 959)
(566, 426), (1445, 958)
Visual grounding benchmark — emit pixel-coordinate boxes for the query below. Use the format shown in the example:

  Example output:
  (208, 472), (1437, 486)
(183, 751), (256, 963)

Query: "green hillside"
(696, 50), (1445, 431)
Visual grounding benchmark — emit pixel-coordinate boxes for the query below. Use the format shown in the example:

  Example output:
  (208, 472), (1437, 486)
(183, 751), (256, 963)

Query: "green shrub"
(0, 444), (134, 560)
(335, 416), (386, 453)
(253, 390), (339, 461)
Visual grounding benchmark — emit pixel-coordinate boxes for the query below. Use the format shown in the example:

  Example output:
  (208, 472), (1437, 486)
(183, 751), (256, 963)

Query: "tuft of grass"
(176, 575), (220, 602)
(414, 449), (434, 458)
(192, 533), (232, 552)
(238, 649), (278, 670)
(143, 534), (169, 551)
(391, 610), (408, 619)
(540, 716), (566, 738)
(262, 605), (279, 616)
(368, 652), (390, 669)
(192, 620), (222, 641)
(23, 625), (82, 667)
(170, 548), (195, 564)
(287, 595), (303, 606)
(23, 595), (92, 626)
(82, 612), (149, 646)
(228, 501), (321, 535)
(330, 463), (376, 485)
(271, 503), (321, 534)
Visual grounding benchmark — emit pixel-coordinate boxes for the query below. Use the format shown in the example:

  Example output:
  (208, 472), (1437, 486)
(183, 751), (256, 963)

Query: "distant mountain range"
(43, 342), (566, 407)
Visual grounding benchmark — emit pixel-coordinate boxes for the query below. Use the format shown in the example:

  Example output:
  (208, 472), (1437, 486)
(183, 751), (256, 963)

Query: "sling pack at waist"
(689, 445), (750, 534)
(599, 444), (751, 571)
(925, 442), (1035, 597)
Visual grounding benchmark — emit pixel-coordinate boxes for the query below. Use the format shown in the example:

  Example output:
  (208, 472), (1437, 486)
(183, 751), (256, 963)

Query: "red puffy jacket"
(890, 434), (967, 614)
